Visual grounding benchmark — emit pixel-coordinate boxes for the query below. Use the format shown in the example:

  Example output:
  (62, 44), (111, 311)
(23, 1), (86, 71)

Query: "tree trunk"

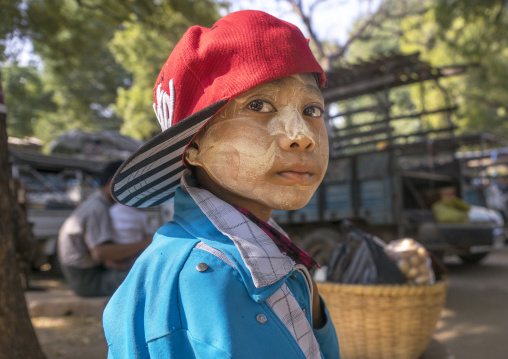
(0, 73), (46, 359)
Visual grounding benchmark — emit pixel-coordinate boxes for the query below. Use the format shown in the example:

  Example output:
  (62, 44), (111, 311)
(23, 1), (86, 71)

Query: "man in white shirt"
(109, 203), (154, 267)
(58, 160), (151, 297)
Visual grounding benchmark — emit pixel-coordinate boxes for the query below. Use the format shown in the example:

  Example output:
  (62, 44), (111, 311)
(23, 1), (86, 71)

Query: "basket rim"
(317, 278), (449, 296)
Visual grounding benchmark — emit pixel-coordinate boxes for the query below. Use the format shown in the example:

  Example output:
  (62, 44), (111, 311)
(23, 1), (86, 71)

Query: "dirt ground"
(431, 248), (508, 359)
(30, 248), (508, 359)
(31, 317), (107, 359)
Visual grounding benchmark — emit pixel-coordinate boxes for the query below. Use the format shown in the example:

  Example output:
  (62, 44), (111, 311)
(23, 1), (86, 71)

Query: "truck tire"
(459, 252), (489, 265)
(300, 228), (344, 267)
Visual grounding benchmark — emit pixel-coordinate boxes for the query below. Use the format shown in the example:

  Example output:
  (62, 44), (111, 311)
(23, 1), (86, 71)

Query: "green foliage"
(108, 1), (219, 139)
(5, 0), (506, 145)
(331, 0), (508, 142)
(1, 63), (56, 138)
(25, 0), (129, 142)
(0, 0), (26, 61)
(400, 0), (508, 137)
(345, 0), (418, 62)
(109, 21), (165, 139)
(1, 0), (221, 145)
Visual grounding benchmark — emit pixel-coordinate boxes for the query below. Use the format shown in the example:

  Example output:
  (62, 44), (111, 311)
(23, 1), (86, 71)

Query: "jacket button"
(303, 308), (306, 315)
(256, 314), (267, 324)
(290, 274), (297, 279)
(196, 263), (208, 272)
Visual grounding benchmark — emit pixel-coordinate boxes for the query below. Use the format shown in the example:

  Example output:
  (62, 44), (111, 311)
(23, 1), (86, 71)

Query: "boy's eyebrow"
(303, 84), (324, 100)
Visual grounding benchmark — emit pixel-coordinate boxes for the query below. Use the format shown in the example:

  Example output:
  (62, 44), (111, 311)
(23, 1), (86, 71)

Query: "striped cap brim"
(111, 100), (228, 208)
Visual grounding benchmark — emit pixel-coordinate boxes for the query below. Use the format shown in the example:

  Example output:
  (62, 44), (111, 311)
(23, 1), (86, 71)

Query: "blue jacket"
(103, 187), (340, 358)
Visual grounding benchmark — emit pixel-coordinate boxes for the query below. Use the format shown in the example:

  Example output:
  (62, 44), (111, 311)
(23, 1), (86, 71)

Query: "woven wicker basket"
(317, 279), (449, 359)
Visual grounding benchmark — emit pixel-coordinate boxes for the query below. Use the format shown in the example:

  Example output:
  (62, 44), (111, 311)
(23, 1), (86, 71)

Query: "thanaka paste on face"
(185, 73), (329, 221)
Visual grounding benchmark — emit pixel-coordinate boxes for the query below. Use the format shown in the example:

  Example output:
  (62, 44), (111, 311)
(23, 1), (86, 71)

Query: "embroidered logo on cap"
(153, 78), (175, 131)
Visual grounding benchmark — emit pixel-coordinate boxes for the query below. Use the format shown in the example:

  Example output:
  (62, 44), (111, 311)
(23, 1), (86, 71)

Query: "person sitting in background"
(109, 203), (154, 268)
(485, 180), (507, 223)
(57, 160), (151, 297)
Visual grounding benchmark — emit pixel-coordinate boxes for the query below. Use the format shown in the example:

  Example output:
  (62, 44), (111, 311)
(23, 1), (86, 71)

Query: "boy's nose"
(278, 133), (315, 151)
(276, 111), (315, 151)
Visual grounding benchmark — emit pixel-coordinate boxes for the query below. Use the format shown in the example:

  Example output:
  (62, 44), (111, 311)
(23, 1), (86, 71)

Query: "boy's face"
(186, 73), (329, 220)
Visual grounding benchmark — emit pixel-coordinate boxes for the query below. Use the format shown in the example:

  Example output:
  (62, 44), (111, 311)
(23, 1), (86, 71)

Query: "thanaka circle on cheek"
(197, 121), (277, 185)
(204, 139), (276, 178)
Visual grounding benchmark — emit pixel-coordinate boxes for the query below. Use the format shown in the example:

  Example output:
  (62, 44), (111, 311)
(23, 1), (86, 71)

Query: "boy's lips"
(276, 164), (318, 184)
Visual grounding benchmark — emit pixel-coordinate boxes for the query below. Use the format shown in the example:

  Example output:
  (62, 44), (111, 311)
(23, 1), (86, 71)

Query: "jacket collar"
(172, 170), (294, 301)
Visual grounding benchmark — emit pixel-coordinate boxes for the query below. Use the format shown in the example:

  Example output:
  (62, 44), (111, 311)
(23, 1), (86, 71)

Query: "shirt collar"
(234, 206), (319, 270)
(180, 170), (294, 288)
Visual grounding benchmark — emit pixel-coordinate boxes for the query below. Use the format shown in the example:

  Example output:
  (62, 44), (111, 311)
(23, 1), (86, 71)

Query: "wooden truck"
(273, 53), (506, 265)
(273, 132), (506, 265)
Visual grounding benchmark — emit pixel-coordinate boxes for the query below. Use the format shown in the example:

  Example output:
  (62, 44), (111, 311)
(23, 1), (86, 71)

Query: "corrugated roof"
(9, 148), (107, 174)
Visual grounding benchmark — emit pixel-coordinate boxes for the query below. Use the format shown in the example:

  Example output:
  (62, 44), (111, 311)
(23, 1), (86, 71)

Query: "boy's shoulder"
(133, 220), (233, 275)
(105, 219), (239, 315)
(127, 220), (240, 295)
(139, 221), (200, 264)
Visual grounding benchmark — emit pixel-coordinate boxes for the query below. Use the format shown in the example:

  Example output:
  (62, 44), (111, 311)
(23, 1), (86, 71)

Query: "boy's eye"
(303, 106), (324, 118)
(248, 100), (275, 113)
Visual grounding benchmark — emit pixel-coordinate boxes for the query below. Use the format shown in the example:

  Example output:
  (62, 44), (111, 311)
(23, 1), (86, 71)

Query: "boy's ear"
(185, 142), (200, 167)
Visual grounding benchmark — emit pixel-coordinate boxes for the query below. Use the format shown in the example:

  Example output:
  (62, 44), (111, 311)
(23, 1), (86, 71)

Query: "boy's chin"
(268, 194), (315, 212)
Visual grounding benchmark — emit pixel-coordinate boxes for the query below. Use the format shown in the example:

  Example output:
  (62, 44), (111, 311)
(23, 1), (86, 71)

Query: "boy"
(103, 10), (340, 359)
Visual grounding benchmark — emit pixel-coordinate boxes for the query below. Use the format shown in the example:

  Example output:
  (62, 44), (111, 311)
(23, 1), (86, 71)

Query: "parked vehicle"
(273, 133), (507, 266)
(9, 148), (170, 270)
(269, 52), (506, 266)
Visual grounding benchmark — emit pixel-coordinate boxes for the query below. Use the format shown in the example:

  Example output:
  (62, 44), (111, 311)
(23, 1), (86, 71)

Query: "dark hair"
(99, 160), (124, 186)
(313, 72), (320, 86)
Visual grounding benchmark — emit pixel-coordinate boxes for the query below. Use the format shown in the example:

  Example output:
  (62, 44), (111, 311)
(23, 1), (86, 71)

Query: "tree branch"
(467, 94), (508, 111)
(284, 0), (429, 69)
(334, 1), (395, 59)
(287, 0), (326, 62)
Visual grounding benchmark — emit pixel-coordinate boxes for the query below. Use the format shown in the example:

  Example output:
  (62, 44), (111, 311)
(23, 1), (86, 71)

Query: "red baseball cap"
(112, 10), (326, 208)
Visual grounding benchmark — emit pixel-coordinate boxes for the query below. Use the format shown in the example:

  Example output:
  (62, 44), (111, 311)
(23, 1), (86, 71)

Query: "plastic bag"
(326, 221), (406, 284)
(384, 238), (436, 285)
(432, 197), (470, 223)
